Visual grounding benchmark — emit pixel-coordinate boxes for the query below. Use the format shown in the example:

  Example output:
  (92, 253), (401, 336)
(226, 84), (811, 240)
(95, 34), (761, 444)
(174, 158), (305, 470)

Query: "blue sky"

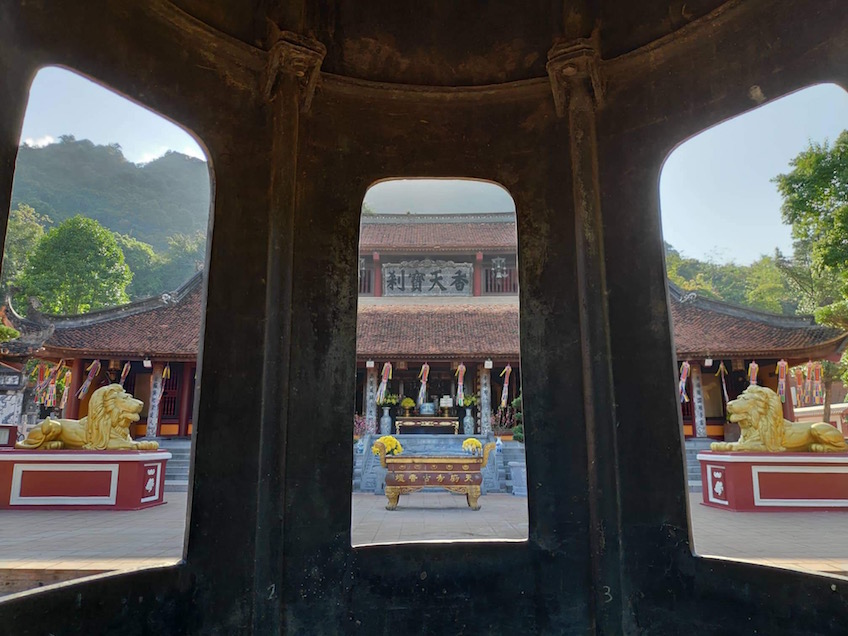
(19, 67), (205, 163)
(660, 83), (848, 264)
(16, 68), (848, 265)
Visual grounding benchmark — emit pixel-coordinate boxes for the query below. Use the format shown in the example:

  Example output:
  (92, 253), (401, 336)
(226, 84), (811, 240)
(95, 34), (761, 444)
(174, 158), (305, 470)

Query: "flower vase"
(380, 407), (392, 435)
(462, 408), (475, 435)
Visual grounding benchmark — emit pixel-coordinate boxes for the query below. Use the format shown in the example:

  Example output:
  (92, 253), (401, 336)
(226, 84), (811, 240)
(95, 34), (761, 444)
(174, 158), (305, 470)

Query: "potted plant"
(372, 435), (403, 456)
(353, 414), (367, 440)
(400, 396), (415, 416)
(493, 405), (516, 440)
(511, 393), (524, 443)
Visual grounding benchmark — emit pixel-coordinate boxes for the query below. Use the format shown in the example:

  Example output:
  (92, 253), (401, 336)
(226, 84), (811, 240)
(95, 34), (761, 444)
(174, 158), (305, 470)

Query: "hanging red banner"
(679, 361), (690, 403)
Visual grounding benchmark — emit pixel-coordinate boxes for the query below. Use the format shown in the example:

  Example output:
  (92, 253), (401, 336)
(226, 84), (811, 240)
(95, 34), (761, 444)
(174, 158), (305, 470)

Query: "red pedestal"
(0, 424), (17, 448)
(698, 450), (848, 511)
(0, 449), (171, 510)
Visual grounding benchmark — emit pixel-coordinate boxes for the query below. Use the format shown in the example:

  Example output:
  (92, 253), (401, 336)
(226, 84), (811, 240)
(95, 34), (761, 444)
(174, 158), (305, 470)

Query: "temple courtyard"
(2, 492), (847, 596)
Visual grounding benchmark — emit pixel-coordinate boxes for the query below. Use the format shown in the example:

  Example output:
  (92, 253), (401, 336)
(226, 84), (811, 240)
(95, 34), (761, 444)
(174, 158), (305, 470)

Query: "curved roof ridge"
(40, 270), (204, 329)
(667, 281), (824, 330)
(361, 212), (515, 224)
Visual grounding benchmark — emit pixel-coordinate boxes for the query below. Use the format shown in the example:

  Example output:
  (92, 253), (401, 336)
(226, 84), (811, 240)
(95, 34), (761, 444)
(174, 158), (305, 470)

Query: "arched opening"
(660, 83), (848, 576)
(0, 66), (213, 593)
(351, 178), (528, 545)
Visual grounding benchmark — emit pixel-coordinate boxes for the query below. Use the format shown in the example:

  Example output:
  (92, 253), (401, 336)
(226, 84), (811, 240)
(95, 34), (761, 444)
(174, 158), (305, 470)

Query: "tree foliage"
(1, 203), (50, 291)
(665, 243), (795, 314)
(16, 215), (132, 314)
(774, 130), (848, 329)
(113, 233), (164, 299)
(158, 232), (206, 292)
(12, 137), (210, 250)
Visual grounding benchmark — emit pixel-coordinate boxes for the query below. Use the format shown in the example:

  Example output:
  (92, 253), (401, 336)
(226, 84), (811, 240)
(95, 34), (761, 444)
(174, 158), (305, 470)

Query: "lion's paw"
(135, 441), (160, 450)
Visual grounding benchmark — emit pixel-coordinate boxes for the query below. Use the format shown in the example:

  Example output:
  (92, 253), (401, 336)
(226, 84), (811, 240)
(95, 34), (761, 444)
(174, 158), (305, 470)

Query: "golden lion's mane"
(84, 385), (127, 450)
(743, 386), (785, 451)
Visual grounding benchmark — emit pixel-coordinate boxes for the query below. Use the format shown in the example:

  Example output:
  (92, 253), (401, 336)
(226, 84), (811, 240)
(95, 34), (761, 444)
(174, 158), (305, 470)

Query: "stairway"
(157, 437), (192, 492)
(684, 438), (713, 493)
(353, 442), (366, 491)
(500, 441), (526, 494)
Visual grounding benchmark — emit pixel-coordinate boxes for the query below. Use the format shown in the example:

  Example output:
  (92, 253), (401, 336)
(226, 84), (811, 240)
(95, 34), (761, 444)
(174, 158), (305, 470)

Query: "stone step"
(165, 479), (189, 492)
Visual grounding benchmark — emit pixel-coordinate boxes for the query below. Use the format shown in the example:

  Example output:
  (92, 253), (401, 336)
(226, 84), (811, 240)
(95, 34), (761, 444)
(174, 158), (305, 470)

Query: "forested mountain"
(11, 136), (210, 250)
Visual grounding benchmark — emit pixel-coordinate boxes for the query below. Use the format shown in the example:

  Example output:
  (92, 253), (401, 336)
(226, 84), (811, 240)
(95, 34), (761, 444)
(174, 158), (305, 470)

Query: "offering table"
(374, 441), (495, 510)
(394, 416), (459, 435)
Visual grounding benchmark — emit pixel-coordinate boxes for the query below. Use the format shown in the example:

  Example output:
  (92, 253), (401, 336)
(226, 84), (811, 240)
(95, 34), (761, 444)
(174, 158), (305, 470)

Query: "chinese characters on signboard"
(382, 260), (473, 297)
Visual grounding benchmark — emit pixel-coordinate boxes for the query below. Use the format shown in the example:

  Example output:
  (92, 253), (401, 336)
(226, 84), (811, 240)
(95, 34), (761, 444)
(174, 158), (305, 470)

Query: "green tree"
(774, 130), (848, 328)
(16, 215), (132, 314)
(774, 131), (848, 420)
(664, 243), (794, 312)
(745, 254), (795, 314)
(775, 131), (848, 274)
(158, 231), (205, 290)
(775, 242), (841, 315)
(114, 233), (164, 299)
(1, 203), (51, 291)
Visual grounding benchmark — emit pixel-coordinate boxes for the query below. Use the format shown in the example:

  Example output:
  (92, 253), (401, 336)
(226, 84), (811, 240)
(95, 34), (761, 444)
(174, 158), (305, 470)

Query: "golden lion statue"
(16, 384), (159, 451)
(711, 385), (848, 453)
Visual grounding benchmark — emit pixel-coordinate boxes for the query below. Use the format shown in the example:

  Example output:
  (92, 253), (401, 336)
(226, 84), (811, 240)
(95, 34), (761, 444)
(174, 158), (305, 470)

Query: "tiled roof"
(360, 218), (516, 253)
(7, 278), (845, 362)
(356, 304), (519, 358)
(40, 277), (203, 359)
(0, 306), (53, 358)
(668, 287), (848, 360)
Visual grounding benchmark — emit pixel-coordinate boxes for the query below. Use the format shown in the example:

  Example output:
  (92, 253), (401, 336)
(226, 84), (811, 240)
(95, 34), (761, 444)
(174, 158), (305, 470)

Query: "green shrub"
(511, 424), (524, 443)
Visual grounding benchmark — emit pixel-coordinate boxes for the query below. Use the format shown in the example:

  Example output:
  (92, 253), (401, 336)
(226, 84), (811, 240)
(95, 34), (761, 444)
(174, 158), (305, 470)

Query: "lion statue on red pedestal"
(711, 385), (848, 453)
(15, 383), (159, 451)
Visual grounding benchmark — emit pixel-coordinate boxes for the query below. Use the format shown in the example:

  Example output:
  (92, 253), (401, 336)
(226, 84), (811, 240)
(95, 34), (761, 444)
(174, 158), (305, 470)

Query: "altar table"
(394, 416), (459, 435)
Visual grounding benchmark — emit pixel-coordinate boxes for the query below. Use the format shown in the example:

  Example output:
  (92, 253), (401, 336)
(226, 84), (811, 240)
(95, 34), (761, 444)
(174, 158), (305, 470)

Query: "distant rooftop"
(360, 213), (516, 253)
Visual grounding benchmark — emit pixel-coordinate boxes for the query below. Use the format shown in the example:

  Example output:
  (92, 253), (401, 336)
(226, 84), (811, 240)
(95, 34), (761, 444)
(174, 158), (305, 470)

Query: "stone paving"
(351, 491), (528, 545)
(1, 492), (847, 595)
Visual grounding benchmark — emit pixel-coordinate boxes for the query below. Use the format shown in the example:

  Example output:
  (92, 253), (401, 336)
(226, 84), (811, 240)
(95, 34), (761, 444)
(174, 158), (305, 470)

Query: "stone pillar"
(548, 36), (621, 630)
(473, 251), (483, 296)
(365, 366), (378, 434)
(64, 358), (85, 419)
(479, 365), (492, 435)
(146, 362), (165, 438)
(691, 364), (707, 437)
(373, 252), (382, 297)
(254, 30), (326, 632)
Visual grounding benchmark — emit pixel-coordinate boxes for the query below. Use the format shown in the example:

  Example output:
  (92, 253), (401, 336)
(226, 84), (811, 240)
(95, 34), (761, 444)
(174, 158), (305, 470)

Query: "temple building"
(2, 213), (845, 443)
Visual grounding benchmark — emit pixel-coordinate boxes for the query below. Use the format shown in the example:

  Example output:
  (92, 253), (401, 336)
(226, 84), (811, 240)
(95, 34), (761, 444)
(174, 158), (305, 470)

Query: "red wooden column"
(373, 251), (382, 297)
(782, 385), (796, 421)
(64, 358), (85, 419)
(473, 252), (483, 296)
(178, 362), (194, 436)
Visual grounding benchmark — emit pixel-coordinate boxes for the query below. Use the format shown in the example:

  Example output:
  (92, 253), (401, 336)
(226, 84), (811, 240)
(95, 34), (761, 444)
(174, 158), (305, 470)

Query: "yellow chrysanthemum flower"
(373, 435), (403, 456)
(462, 438), (483, 454)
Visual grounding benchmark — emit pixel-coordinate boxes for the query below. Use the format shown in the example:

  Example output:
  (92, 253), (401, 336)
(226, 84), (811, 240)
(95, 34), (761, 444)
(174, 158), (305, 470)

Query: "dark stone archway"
(1, 2), (847, 633)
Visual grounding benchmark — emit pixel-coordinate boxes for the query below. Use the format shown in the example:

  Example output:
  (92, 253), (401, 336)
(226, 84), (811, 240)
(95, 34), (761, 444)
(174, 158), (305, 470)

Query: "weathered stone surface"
(1, 1), (848, 634)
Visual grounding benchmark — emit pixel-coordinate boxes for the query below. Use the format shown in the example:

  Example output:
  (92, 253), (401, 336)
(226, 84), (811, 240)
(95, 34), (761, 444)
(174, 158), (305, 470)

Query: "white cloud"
(138, 146), (169, 164)
(182, 145), (206, 160)
(23, 135), (55, 147)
